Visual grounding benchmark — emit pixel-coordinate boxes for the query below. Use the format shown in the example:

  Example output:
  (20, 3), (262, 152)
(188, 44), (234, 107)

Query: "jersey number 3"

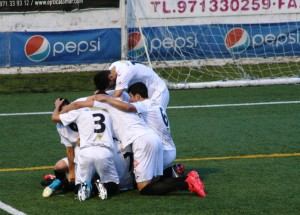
(93, 113), (106, 133)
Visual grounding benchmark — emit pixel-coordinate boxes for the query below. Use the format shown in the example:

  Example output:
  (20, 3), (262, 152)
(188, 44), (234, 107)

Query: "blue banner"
(0, 33), (9, 67)
(11, 29), (121, 66)
(128, 22), (300, 61)
(3, 22), (300, 68)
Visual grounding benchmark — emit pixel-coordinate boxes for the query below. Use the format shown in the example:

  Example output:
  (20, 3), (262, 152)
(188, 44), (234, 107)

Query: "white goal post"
(126, 0), (300, 88)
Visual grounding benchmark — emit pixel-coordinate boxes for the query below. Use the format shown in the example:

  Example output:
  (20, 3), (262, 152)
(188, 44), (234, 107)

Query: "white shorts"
(163, 149), (176, 170)
(75, 146), (119, 185)
(132, 132), (163, 183)
(61, 157), (69, 166)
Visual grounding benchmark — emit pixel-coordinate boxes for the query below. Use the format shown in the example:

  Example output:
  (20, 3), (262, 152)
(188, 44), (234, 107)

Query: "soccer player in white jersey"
(92, 82), (206, 197)
(96, 82), (177, 170)
(42, 98), (79, 198)
(106, 60), (170, 109)
(52, 97), (120, 201)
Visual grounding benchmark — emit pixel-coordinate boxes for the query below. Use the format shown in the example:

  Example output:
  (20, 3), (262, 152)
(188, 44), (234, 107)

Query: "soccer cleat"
(94, 179), (108, 200)
(42, 179), (61, 197)
(185, 170), (206, 198)
(44, 174), (56, 180)
(78, 181), (92, 202)
(171, 163), (185, 178)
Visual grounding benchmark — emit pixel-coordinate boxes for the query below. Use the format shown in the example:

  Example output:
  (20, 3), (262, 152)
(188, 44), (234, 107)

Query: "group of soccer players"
(41, 60), (206, 201)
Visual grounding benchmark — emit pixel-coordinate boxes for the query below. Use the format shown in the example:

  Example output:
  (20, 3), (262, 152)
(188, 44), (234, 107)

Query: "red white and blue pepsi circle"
(225, 28), (250, 54)
(127, 32), (146, 58)
(24, 35), (50, 62)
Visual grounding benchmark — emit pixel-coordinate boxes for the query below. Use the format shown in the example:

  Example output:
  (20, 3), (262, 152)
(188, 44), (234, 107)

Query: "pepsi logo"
(225, 28), (250, 54)
(25, 35), (50, 62)
(128, 32), (146, 58)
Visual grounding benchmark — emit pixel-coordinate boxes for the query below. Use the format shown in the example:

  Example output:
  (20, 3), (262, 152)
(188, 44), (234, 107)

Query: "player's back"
(111, 60), (166, 96)
(75, 107), (115, 150)
(133, 99), (175, 150)
(94, 99), (154, 149)
(129, 62), (166, 94)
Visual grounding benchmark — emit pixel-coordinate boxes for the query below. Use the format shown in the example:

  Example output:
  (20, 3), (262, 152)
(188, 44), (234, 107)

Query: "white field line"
(0, 101), (300, 116)
(0, 112), (52, 116)
(0, 101), (299, 116)
(0, 201), (27, 215)
(167, 100), (300, 109)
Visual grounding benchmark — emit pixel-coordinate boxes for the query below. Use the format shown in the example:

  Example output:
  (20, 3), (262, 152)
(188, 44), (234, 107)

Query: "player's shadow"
(191, 167), (220, 181)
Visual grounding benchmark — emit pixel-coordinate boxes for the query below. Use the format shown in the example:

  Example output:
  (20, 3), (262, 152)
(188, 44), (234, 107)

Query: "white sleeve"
(59, 110), (80, 127)
(56, 124), (78, 147)
(132, 101), (148, 114)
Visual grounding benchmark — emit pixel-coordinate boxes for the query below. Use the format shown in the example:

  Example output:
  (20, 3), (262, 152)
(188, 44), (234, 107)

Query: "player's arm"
(94, 94), (137, 112)
(112, 89), (124, 98)
(60, 100), (94, 114)
(66, 146), (75, 183)
(52, 98), (65, 122)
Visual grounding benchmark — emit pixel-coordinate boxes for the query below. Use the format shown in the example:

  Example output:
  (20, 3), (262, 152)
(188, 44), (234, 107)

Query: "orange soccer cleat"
(185, 170), (206, 197)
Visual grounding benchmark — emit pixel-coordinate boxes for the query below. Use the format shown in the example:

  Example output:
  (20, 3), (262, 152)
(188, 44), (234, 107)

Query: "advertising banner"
(0, 33), (9, 67)
(128, 22), (300, 61)
(0, 0), (119, 12)
(133, 0), (300, 18)
(11, 29), (121, 66)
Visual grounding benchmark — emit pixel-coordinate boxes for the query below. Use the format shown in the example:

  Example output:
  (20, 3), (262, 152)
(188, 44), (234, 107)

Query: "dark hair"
(58, 98), (70, 112)
(128, 82), (148, 98)
(58, 98), (78, 132)
(93, 70), (110, 91)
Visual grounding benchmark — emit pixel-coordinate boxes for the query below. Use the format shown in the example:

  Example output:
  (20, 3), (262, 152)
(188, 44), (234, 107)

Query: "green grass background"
(0, 77), (299, 214)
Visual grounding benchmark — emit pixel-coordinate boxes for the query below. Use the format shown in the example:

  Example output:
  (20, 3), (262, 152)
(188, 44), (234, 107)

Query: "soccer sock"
(74, 184), (81, 195)
(174, 177), (189, 190)
(140, 178), (178, 195)
(158, 177), (189, 190)
(162, 166), (173, 178)
(104, 182), (119, 196)
(61, 178), (75, 192)
(140, 177), (189, 195)
(54, 170), (66, 181)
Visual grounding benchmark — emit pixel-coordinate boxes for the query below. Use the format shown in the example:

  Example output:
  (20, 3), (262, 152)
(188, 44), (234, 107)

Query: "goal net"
(126, 0), (300, 88)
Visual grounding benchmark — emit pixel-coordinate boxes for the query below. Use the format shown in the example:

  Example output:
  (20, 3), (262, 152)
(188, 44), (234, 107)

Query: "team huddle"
(41, 60), (206, 201)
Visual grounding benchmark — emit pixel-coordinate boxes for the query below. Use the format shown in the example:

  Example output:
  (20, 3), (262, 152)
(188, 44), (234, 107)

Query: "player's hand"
(67, 171), (75, 183)
(54, 98), (64, 108)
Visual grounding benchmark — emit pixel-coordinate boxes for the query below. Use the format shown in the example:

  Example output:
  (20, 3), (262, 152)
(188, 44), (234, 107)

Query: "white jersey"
(56, 123), (79, 148)
(59, 101), (115, 151)
(93, 99), (154, 149)
(109, 61), (169, 108)
(59, 97), (119, 185)
(132, 99), (175, 151)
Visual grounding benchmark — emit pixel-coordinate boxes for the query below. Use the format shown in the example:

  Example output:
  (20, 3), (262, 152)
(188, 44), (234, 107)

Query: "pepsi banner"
(0, 0), (119, 12)
(128, 22), (300, 62)
(11, 29), (121, 66)
(0, 33), (9, 67)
